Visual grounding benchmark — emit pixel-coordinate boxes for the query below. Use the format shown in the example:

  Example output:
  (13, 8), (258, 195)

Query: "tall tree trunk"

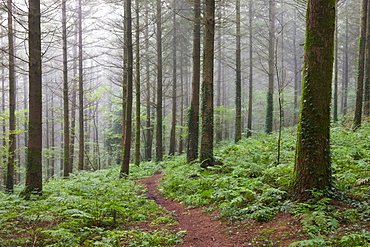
(333, 12), (338, 122)
(169, 0), (177, 155)
(266, 0), (275, 134)
(134, 0), (140, 166)
(293, 10), (299, 125)
(78, 0), (84, 170)
(235, 0), (242, 143)
(342, 15), (349, 115)
(69, 24), (78, 173)
(50, 95), (55, 178)
(179, 46), (184, 154)
(24, 0), (43, 197)
(246, 0), (253, 138)
(353, 0), (368, 130)
(62, 0), (70, 177)
(120, 0), (133, 177)
(144, 6), (152, 161)
(156, 0), (163, 162)
(215, 26), (222, 142)
(292, 0), (335, 201)
(7, 0), (16, 193)
(364, 0), (370, 117)
(200, 0), (215, 168)
(186, 0), (201, 163)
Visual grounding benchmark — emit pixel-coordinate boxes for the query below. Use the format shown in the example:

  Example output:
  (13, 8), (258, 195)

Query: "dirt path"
(139, 171), (242, 247)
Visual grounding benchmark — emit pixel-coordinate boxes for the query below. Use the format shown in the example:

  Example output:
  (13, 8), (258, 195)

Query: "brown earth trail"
(139, 171), (242, 246)
(139, 171), (305, 247)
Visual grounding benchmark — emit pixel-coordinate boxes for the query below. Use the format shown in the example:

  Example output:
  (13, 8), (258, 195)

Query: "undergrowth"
(0, 162), (183, 246)
(160, 124), (370, 246)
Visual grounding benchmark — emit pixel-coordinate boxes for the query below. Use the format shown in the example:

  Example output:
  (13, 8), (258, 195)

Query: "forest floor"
(138, 171), (306, 247)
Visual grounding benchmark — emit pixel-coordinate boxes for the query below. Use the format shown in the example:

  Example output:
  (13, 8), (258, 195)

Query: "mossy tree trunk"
(292, 0), (336, 201)
(24, 0), (43, 197)
(353, 0), (368, 130)
(186, 0), (201, 163)
(200, 0), (215, 168)
(364, 1), (370, 117)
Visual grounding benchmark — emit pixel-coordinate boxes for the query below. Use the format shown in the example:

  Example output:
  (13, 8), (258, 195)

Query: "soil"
(138, 171), (306, 247)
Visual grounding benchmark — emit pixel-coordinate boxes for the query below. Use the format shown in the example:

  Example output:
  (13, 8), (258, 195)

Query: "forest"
(1, 0), (370, 246)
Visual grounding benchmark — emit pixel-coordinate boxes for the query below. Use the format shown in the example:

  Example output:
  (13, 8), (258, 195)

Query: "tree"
(6, 0), (16, 193)
(120, 0), (133, 177)
(156, 0), (163, 162)
(62, 0), (70, 177)
(169, 0), (177, 156)
(78, 0), (84, 170)
(134, 0), (140, 166)
(24, 0), (43, 197)
(234, 0), (242, 143)
(364, 1), (370, 117)
(265, 0), (275, 134)
(186, 0), (201, 163)
(353, 0), (368, 130)
(246, 0), (253, 138)
(200, 0), (215, 168)
(292, 0), (336, 201)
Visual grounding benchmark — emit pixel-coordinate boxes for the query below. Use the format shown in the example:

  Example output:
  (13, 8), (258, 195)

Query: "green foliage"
(161, 125), (370, 244)
(0, 164), (183, 246)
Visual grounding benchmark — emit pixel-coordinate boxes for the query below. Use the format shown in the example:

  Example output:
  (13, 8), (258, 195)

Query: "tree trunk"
(235, 0), (242, 143)
(215, 26), (222, 142)
(293, 10), (299, 125)
(169, 0), (177, 156)
(292, 0), (336, 201)
(120, 0), (133, 177)
(341, 15), (349, 115)
(353, 0), (368, 130)
(246, 0), (253, 138)
(200, 0), (215, 168)
(78, 0), (84, 170)
(144, 6), (152, 161)
(156, 0), (163, 162)
(62, 0), (70, 177)
(186, 0), (201, 163)
(7, 0), (16, 194)
(333, 12), (338, 122)
(134, 0), (140, 166)
(24, 0), (43, 197)
(265, 0), (275, 134)
(364, 0), (370, 117)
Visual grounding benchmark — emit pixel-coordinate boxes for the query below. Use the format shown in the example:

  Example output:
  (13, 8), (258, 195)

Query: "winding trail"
(139, 171), (242, 247)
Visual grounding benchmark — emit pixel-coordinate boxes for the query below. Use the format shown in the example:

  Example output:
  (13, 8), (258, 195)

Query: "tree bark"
(235, 0), (242, 143)
(169, 0), (177, 156)
(364, 0), (370, 117)
(186, 0), (201, 163)
(7, 0), (16, 194)
(24, 0), (43, 197)
(134, 0), (140, 166)
(156, 0), (163, 162)
(78, 0), (84, 170)
(353, 0), (368, 130)
(292, 0), (336, 201)
(246, 0), (253, 138)
(144, 6), (152, 161)
(200, 0), (215, 168)
(62, 0), (70, 177)
(265, 0), (275, 134)
(120, 0), (133, 177)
